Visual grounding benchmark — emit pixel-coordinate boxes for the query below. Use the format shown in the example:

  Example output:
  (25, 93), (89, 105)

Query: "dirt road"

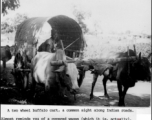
(0, 59), (151, 107)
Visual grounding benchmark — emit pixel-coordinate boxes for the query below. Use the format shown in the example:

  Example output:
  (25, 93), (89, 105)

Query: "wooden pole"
(127, 46), (130, 75)
(60, 40), (64, 51)
(64, 37), (79, 50)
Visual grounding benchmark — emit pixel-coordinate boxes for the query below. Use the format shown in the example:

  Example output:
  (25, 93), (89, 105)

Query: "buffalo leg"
(29, 74), (36, 101)
(90, 73), (98, 100)
(23, 73), (31, 99)
(23, 74), (28, 89)
(23, 72), (31, 90)
(45, 79), (60, 105)
(121, 86), (129, 106)
(78, 70), (86, 87)
(2, 60), (6, 69)
(117, 80), (124, 106)
(55, 73), (64, 98)
(45, 83), (51, 104)
(103, 77), (109, 99)
(117, 79), (129, 106)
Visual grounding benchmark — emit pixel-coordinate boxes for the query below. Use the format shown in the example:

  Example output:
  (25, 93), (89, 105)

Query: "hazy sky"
(1, 0), (151, 34)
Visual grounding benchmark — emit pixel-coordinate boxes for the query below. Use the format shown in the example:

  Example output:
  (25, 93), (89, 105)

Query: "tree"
(1, 13), (28, 33)
(1, 21), (14, 33)
(73, 6), (91, 34)
(13, 13), (29, 30)
(2, 0), (20, 16)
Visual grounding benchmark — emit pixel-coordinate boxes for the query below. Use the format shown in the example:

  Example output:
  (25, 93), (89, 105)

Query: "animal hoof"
(118, 102), (125, 106)
(104, 94), (110, 99)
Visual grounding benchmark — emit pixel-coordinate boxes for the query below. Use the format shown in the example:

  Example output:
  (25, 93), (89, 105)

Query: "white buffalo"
(31, 49), (79, 103)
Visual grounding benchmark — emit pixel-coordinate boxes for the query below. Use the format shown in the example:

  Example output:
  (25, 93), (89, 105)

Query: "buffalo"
(30, 49), (79, 103)
(0, 45), (15, 69)
(12, 51), (31, 90)
(81, 49), (151, 106)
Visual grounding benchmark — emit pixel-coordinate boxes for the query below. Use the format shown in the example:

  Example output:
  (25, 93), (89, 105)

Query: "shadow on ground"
(0, 63), (151, 107)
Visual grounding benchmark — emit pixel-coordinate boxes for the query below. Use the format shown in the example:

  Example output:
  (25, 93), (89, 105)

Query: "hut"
(15, 15), (85, 58)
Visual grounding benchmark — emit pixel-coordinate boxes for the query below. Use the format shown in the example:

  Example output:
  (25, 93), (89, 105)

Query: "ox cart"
(10, 15), (150, 106)
(12, 15), (86, 91)
(12, 14), (138, 90)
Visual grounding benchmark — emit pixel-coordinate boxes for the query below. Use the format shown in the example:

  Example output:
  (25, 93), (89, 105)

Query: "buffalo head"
(132, 53), (151, 81)
(54, 61), (79, 100)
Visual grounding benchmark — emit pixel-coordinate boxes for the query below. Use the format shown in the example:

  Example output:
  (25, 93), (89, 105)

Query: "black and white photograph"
(1, 0), (151, 109)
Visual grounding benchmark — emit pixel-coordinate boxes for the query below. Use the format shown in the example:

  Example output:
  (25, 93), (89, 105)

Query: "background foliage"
(2, 0), (20, 16)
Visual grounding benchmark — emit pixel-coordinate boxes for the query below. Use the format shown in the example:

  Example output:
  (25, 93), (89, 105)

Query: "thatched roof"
(15, 15), (85, 53)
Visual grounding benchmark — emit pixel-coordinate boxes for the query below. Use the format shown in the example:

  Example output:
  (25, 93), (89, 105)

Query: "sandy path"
(0, 59), (151, 107)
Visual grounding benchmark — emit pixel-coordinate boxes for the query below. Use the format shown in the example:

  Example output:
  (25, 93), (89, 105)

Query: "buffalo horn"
(133, 44), (137, 57)
(139, 52), (141, 60)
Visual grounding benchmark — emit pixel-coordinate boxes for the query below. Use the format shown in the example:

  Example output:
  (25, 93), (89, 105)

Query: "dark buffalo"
(12, 37), (57, 89)
(11, 51), (31, 90)
(0, 45), (15, 69)
(77, 65), (93, 87)
(30, 49), (79, 102)
(86, 49), (151, 106)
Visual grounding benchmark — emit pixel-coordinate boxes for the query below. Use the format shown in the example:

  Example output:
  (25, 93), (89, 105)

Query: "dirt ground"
(0, 58), (151, 107)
